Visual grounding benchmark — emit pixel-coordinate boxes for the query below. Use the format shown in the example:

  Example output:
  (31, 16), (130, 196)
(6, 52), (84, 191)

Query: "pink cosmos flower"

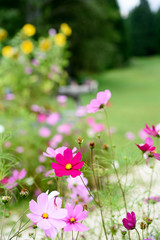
(25, 67), (33, 75)
(87, 117), (105, 133)
(31, 59), (39, 66)
(64, 204), (89, 232)
(76, 106), (86, 117)
(125, 132), (135, 141)
(39, 127), (51, 138)
(49, 28), (56, 36)
(5, 93), (15, 100)
(57, 95), (67, 104)
(6, 169), (27, 189)
(57, 124), (72, 135)
(51, 148), (84, 178)
(43, 146), (77, 158)
(67, 174), (88, 189)
(44, 170), (55, 178)
(87, 89), (111, 113)
(36, 166), (45, 173)
(0, 177), (8, 184)
(138, 129), (148, 140)
(4, 141), (11, 148)
(144, 196), (160, 204)
(136, 137), (155, 153)
(144, 124), (160, 137)
(38, 155), (46, 163)
(70, 186), (93, 205)
(122, 212), (136, 230)
(31, 104), (42, 112)
(16, 146), (24, 153)
(49, 134), (63, 148)
(46, 113), (60, 125)
(27, 193), (67, 234)
(37, 113), (47, 123)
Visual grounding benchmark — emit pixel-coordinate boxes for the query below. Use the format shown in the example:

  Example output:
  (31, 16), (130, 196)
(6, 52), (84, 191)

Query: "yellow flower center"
(42, 213), (48, 219)
(70, 217), (75, 223)
(65, 163), (72, 170)
(152, 151), (157, 153)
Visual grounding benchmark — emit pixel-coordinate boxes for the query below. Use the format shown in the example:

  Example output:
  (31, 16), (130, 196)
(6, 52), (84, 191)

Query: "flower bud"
(77, 136), (83, 144)
(121, 230), (127, 235)
(89, 142), (95, 149)
(1, 196), (11, 204)
(83, 204), (88, 210)
(20, 188), (29, 198)
(102, 143), (108, 150)
(140, 222), (146, 230)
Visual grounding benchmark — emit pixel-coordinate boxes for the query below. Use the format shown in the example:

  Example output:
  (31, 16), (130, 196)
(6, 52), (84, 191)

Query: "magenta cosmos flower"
(64, 203), (89, 232)
(27, 193), (67, 231)
(87, 89), (111, 113)
(136, 137), (160, 162)
(144, 123), (160, 137)
(122, 211), (136, 230)
(136, 137), (155, 153)
(51, 148), (84, 178)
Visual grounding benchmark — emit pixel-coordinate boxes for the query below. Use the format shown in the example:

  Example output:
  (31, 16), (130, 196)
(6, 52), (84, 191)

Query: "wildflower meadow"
(1, 3), (160, 240)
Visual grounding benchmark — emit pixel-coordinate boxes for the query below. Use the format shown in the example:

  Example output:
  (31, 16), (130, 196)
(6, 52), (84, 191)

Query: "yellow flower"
(54, 33), (66, 47)
(60, 23), (72, 36)
(0, 29), (8, 41)
(39, 39), (51, 51)
(2, 46), (14, 58)
(21, 40), (34, 54)
(22, 24), (36, 37)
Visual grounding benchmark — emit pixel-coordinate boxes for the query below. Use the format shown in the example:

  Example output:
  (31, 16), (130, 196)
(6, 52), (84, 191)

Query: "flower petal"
(37, 219), (51, 230)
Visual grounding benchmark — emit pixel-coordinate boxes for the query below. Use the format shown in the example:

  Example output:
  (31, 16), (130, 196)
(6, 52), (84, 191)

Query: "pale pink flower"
(125, 132), (135, 140)
(31, 59), (39, 66)
(46, 113), (60, 125)
(39, 127), (51, 138)
(31, 104), (42, 112)
(27, 193), (67, 232)
(43, 146), (77, 158)
(139, 129), (148, 140)
(87, 117), (105, 133)
(57, 124), (72, 135)
(44, 170), (55, 178)
(6, 169), (27, 189)
(16, 146), (24, 153)
(4, 141), (11, 148)
(56, 95), (67, 104)
(36, 166), (45, 173)
(5, 93), (15, 100)
(87, 89), (111, 113)
(49, 28), (56, 36)
(38, 155), (46, 163)
(64, 204), (89, 232)
(49, 134), (63, 148)
(76, 106), (86, 117)
(70, 186), (93, 205)
(25, 67), (33, 75)
(67, 175), (88, 189)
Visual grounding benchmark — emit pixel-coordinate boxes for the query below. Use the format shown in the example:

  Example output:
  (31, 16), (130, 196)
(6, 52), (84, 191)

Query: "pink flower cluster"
(67, 175), (93, 205)
(1, 169), (27, 189)
(27, 191), (88, 238)
(87, 117), (105, 133)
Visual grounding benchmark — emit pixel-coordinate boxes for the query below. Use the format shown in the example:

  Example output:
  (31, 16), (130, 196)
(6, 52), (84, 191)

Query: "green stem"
(0, 205), (5, 240)
(90, 148), (109, 240)
(147, 163), (155, 218)
(103, 108), (130, 239)
(135, 228), (141, 240)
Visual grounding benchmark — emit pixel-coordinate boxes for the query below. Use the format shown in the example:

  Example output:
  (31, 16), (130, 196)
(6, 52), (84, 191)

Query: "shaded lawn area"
(81, 56), (160, 135)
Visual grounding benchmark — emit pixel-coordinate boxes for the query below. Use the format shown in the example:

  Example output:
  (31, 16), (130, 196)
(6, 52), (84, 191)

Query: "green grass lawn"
(81, 56), (160, 135)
